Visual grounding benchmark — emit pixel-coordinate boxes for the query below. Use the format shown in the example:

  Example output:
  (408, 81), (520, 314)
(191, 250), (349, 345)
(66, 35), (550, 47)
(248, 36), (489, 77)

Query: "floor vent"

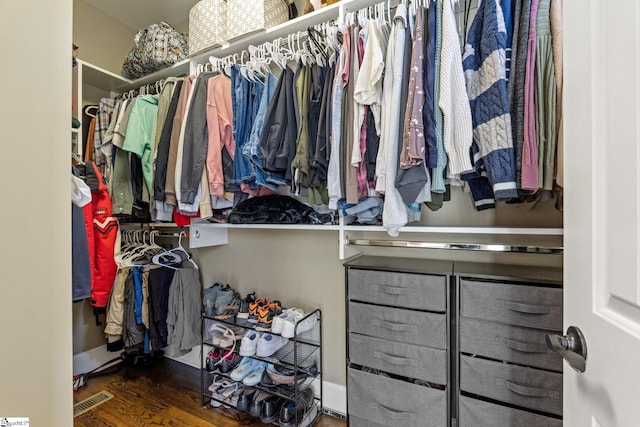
(322, 407), (347, 419)
(73, 391), (114, 417)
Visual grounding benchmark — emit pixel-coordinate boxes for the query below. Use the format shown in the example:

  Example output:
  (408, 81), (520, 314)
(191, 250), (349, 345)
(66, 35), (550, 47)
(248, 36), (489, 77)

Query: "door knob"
(545, 326), (587, 373)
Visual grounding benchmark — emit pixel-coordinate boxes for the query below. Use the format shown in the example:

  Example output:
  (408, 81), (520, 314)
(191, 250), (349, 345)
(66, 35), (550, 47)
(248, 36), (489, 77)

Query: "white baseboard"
(75, 345), (347, 417)
(317, 380), (347, 417)
(73, 344), (118, 376)
(164, 346), (202, 368)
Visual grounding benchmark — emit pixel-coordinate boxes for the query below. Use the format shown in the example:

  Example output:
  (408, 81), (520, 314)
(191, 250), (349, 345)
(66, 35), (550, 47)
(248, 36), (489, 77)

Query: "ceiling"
(82, 0), (200, 31)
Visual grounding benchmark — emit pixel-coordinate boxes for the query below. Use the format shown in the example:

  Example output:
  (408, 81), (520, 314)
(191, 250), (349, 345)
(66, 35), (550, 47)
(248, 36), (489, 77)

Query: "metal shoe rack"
(200, 309), (323, 426)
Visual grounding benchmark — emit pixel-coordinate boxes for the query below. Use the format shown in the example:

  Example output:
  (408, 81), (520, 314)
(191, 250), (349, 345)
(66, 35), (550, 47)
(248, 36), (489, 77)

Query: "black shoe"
(249, 390), (271, 418)
(218, 350), (241, 374)
(278, 387), (315, 427)
(236, 387), (256, 413)
(261, 395), (285, 424)
(236, 292), (256, 325)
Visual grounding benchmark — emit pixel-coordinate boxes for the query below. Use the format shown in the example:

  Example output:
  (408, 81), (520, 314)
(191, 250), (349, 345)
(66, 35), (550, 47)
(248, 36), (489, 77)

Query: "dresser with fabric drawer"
(455, 262), (564, 427)
(344, 256), (454, 427)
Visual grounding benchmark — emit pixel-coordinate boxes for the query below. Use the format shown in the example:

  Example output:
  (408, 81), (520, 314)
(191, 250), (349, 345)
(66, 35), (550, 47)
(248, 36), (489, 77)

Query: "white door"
(564, 0), (640, 425)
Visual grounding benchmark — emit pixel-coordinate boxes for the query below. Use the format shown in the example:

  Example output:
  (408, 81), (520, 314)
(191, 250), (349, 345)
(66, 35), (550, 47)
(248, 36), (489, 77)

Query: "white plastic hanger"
(151, 231), (198, 270)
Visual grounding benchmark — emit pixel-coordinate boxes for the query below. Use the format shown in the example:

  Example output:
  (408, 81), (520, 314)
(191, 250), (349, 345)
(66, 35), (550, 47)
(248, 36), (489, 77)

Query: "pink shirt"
(522, 0), (540, 190)
(206, 75), (235, 197)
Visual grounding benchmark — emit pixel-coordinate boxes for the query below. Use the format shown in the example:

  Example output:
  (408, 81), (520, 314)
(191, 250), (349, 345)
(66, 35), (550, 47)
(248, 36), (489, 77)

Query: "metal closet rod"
(345, 238), (564, 254)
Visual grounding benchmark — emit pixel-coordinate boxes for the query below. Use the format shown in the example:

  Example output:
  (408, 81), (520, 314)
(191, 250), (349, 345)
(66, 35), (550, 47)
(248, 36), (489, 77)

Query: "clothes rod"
(345, 239), (564, 254)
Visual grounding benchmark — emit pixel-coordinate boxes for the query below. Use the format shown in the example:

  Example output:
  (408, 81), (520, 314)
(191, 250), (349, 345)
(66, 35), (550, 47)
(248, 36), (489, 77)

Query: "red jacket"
(86, 162), (118, 308)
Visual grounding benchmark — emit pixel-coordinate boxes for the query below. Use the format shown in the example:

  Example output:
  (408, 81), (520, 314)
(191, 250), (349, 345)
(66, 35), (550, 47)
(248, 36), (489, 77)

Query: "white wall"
(0, 1), (73, 425)
(193, 230), (347, 384)
(74, 0), (137, 73)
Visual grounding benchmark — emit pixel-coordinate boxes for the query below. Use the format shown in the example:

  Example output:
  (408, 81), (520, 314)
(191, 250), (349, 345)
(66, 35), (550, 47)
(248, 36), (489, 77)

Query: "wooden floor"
(73, 357), (346, 427)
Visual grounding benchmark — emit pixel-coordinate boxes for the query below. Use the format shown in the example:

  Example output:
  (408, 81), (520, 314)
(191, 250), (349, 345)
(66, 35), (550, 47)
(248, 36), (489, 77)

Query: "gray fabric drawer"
(349, 333), (447, 384)
(460, 355), (562, 416)
(459, 317), (563, 372)
(348, 368), (447, 427)
(348, 269), (446, 311)
(460, 279), (563, 330)
(459, 395), (562, 427)
(349, 302), (446, 349)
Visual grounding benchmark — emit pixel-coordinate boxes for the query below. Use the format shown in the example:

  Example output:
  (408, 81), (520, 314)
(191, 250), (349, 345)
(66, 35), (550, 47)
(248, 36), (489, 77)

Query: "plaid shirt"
(93, 97), (118, 182)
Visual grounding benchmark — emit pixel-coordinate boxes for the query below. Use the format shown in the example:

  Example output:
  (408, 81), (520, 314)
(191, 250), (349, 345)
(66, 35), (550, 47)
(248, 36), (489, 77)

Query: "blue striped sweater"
(461, 0), (517, 202)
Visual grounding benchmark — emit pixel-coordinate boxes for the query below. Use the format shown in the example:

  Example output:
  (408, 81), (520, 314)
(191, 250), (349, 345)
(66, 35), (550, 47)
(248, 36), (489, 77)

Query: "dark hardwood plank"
(74, 358), (346, 427)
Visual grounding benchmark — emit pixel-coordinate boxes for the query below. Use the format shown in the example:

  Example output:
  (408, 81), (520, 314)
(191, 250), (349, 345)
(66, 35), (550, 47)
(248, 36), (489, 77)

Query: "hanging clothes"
(166, 267), (202, 357)
(397, 7), (430, 207)
(71, 173), (93, 302)
(259, 67), (297, 186)
(521, 0), (540, 190)
(231, 64), (264, 189)
(381, 3), (419, 236)
(93, 98), (118, 182)
(535, 0), (557, 191)
(328, 35), (347, 210)
(85, 161), (118, 308)
(551, 0), (563, 189)
(153, 79), (184, 221)
(105, 267), (130, 351)
(148, 267), (176, 350)
(122, 94), (159, 199)
(461, 0), (518, 208)
(243, 72), (279, 191)
(439, 0), (473, 178)
(180, 72), (216, 206)
(431, 0), (447, 194)
(206, 74), (236, 197)
(509, 0), (533, 190)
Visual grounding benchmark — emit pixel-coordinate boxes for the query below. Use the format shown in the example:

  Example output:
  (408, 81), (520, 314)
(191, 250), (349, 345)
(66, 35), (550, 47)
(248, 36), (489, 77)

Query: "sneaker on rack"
(242, 360), (268, 386)
(236, 387), (257, 413)
(203, 282), (225, 317)
(218, 349), (242, 374)
(261, 394), (286, 424)
(215, 289), (242, 320)
(249, 390), (272, 418)
(248, 297), (270, 323)
(278, 386), (315, 427)
(230, 357), (261, 382)
(236, 292), (256, 323)
(206, 347), (222, 372)
(271, 308), (304, 335)
(256, 301), (282, 331)
(239, 330), (262, 356)
(256, 333), (289, 357)
(281, 311), (318, 339)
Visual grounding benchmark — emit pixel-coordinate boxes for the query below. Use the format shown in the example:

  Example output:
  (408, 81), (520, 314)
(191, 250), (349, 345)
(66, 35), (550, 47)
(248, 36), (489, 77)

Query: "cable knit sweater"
(439, 0), (473, 177)
(462, 0), (518, 200)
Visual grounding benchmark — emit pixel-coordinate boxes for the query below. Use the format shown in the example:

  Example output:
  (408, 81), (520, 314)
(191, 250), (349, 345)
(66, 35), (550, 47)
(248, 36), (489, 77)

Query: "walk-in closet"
(2, 0), (639, 425)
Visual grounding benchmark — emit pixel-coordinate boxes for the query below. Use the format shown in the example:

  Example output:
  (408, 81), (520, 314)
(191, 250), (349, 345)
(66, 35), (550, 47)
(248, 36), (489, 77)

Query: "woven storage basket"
(189, 0), (227, 56)
(226, 0), (289, 41)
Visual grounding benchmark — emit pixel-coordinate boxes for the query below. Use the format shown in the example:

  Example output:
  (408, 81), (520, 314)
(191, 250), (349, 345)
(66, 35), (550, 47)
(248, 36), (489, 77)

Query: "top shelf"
(189, 0), (389, 65)
(76, 58), (190, 93)
(78, 59), (129, 91)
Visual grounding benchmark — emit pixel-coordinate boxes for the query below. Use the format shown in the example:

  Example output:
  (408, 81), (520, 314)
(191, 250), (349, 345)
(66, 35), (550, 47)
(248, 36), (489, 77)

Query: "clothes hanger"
(121, 231), (151, 267)
(151, 231), (198, 270)
(308, 27), (329, 65)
